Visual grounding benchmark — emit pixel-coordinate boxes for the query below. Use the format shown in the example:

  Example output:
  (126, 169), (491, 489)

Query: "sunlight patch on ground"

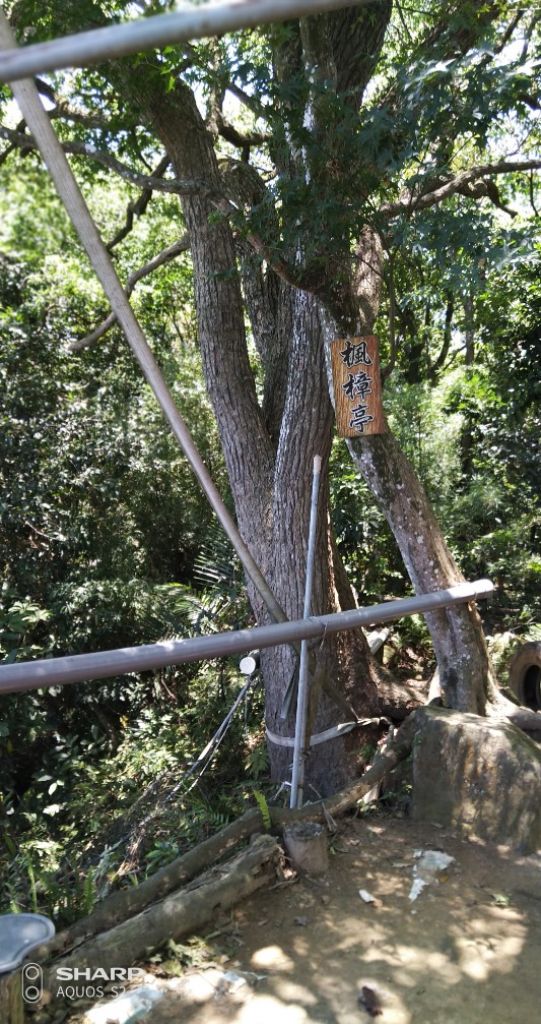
(237, 994), (309, 1023)
(250, 944), (295, 971)
(270, 978), (318, 1006)
(454, 928), (525, 980)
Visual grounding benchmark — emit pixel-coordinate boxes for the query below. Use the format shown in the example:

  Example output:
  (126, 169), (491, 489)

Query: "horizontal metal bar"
(0, 580), (493, 695)
(0, 0), (375, 82)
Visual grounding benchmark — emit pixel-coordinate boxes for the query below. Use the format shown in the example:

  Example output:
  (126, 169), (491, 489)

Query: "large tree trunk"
(263, 287), (380, 793)
(269, 5), (498, 717)
(119, 68), (382, 795)
(113, 6), (494, 754)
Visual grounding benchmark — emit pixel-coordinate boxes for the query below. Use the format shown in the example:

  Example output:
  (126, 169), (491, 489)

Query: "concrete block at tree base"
(411, 707), (541, 853)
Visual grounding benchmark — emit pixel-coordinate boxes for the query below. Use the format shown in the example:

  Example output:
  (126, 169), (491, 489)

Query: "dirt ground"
(77, 813), (541, 1024)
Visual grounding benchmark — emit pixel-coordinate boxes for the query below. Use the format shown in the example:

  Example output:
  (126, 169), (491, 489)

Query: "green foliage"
(0, 167), (258, 921)
(253, 789), (271, 832)
(0, 596), (51, 662)
(244, 732), (268, 781)
(1, 0), (541, 929)
(330, 444), (407, 603)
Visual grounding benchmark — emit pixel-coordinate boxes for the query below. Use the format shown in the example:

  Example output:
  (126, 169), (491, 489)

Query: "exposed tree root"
(487, 695), (541, 734)
(427, 669), (541, 734)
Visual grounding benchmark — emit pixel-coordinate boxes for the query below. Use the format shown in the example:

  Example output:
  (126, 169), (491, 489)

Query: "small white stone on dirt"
(358, 889), (376, 903)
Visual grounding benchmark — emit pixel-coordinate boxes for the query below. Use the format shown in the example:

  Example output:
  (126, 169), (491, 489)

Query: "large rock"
(411, 707), (541, 852)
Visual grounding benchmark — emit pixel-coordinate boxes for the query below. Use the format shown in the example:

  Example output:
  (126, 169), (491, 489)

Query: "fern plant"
(253, 789), (272, 832)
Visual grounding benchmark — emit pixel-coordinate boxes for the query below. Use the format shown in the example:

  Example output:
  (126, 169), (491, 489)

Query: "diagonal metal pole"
(290, 454), (322, 809)
(0, 11), (288, 630)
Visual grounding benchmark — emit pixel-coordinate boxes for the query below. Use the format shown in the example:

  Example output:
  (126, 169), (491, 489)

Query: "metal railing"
(0, 0), (379, 82)
(0, 580), (493, 695)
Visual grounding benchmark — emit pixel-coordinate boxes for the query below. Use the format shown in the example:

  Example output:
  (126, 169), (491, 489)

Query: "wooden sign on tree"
(330, 335), (386, 437)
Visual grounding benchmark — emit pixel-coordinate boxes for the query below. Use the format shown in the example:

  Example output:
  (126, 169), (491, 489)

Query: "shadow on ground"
(83, 816), (541, 1024)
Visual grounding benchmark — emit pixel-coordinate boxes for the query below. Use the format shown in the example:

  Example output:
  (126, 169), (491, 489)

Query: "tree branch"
(106, 154), (171, 251)
(378, 0), (502, 111)
(34, 76), (110, 130)
(226, 82), (268, 120)
(381, 251), (398, 383)
(429, 291), (454, 382)
(213, 196), (304, 291)
(529, 170), (540, 217)
(380, 159), (541, 219)
(215, 110), (270, 152)
(0, 125), (208, 196)
(1, 124), (305, 294)
(70, 234), (190, 352)
(521, 11), (541, 62)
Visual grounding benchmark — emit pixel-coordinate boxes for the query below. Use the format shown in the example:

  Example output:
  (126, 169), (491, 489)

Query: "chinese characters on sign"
(330, 335), (386, 437)
(340, 340), (372, 369)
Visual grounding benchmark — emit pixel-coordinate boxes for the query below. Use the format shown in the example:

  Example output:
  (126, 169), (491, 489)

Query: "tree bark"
(264, 287), (381, 792)
(340, 231), (497, 713)
(115, 65), (383, 795)
(349, 431), (496, 712)
(0, 973), (23, 1024)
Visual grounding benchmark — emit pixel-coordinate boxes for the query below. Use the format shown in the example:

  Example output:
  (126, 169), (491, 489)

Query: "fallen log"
(43, 834), (283, 1000)
(38, 711), (419, 961)
(43, 808), (262, 957)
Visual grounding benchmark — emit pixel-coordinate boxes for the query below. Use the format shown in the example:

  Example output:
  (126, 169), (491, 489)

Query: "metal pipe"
(0, 0), (375, 82)
(0, 12), (288, 630)
(0, 580), (494, 695)
(290, 455), (322, 810)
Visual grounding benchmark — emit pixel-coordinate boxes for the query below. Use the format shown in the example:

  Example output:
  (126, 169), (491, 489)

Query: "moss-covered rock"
(411, 707), (541, 853)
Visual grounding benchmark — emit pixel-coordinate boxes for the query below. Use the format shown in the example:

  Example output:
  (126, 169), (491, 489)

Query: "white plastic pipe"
(0, 581), (494, 695)
(0, 0), (374, 82)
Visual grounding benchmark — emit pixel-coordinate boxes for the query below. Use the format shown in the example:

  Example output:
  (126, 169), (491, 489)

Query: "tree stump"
(0, 971), (24, 1024)
(284, 822), (328, 875)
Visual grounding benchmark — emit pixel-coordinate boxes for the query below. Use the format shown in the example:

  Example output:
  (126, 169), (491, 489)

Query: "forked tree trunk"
(262, 288), (381, 793)
(119, 67), (382, 795)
